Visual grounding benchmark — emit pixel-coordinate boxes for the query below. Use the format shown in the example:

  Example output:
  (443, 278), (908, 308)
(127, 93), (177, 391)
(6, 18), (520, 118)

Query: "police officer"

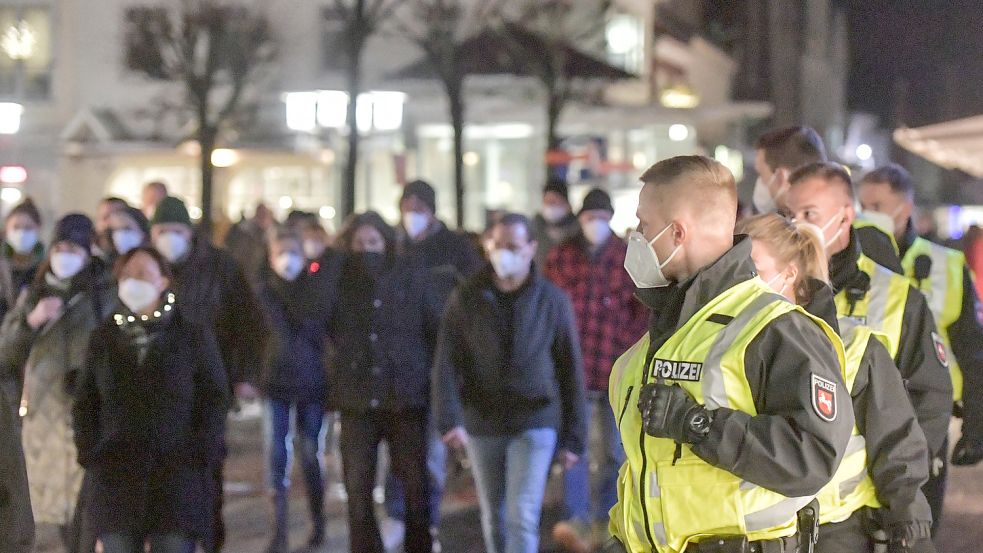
(784, 162), (953, 533)
(753, 126), (903, 272)
(606, 156), (853, 553)
(858, 163), (983, 527)
(740, 213), (935, 553)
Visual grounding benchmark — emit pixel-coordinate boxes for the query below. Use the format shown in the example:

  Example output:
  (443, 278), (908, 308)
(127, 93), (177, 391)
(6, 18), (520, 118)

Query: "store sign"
(284, 90), (405, 133)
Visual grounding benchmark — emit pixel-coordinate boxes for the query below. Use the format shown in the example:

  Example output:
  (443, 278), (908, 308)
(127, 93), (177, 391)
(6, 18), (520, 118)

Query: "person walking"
(149, 196), (267, 553)
(532, 177), (580, 268)
(0, 214), (115, 552)
(257, 229), (330, 553)
(606, 156), (852, 553)
(0, 199), (45, 323)
(72, 247), (228, 553)
(545, 189), (648, 552)
(328, 211), (441, 553)
(741, 213), (936, 553)
(784, 162), (953, 534)
(435, 213), (588, 553)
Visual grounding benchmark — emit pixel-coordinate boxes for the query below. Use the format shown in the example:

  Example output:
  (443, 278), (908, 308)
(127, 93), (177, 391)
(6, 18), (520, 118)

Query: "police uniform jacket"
(829, 230), (952, 457)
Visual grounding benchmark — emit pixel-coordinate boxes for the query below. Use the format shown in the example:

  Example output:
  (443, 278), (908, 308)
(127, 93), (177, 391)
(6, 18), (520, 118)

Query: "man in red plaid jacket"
(545, 188), (649, 553)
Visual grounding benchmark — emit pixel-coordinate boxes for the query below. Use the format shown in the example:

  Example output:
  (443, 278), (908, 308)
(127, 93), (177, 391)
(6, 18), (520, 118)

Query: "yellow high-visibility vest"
(834, 254), (909, 359)
(608, 278), (845, 553)
(902, 237), (966, 401)
(853, 219), (900, 255)
(815, 326), (888, 525)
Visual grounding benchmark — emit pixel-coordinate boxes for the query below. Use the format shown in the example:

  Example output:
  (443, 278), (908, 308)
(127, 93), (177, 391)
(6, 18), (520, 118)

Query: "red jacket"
(546, 233), (649, 391)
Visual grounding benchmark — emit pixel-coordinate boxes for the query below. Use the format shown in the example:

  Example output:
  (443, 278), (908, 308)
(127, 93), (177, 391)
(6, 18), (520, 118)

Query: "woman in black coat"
(73, 247), (228, 553)
(328, 211), (441, 553)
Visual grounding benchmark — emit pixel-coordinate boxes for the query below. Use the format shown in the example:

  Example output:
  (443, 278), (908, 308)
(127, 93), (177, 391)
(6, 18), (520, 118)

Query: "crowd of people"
(1, 124), (982, 553)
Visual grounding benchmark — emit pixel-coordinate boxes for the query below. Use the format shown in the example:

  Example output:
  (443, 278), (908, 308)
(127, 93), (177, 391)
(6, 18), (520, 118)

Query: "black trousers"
(816, 509), (937, 553)
(339, 408), (432, 553)
(923, 436), (948, 537)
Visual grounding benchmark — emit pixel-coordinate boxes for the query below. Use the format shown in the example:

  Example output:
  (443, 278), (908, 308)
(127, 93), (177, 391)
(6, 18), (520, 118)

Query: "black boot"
(266, 492), (289, 553)
(307, 487), (326, 550)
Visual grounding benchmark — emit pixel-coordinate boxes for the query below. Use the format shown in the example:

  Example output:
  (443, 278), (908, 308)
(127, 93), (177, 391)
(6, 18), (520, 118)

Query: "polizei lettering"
(650, 358), (704, 382)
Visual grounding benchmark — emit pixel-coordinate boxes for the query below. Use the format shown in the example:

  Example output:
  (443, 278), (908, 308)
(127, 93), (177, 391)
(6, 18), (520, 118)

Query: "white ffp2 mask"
(624, 224), (680, 289)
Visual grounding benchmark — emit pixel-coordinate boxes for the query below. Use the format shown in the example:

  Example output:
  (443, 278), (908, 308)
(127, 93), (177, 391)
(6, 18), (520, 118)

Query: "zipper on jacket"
(618, 385), (634, 428)
(636, 361), (658, 550)
(672, 442), (682, 466)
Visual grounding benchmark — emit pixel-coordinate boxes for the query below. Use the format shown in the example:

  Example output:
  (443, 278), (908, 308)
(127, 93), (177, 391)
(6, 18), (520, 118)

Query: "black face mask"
(357, 251), (386, 275)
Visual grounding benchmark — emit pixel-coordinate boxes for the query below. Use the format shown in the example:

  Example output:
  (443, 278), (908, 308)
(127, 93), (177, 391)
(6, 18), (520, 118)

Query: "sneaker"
(552, 519), (594, 553)
(380, 517), (406, 551)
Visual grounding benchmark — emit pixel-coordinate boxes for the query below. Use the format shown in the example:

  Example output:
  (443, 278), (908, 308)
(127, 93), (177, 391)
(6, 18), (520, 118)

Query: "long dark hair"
(112, 246), (174, 282)
(336, 211), (396, 262)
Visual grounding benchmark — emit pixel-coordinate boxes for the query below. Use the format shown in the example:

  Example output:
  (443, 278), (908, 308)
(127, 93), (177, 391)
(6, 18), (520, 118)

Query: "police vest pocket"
(656, 456), (746, 545)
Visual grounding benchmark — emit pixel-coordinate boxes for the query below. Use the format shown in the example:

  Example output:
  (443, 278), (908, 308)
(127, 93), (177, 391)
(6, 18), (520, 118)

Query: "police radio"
(913, 254), (932, 287)
(845, 272), (871, 317)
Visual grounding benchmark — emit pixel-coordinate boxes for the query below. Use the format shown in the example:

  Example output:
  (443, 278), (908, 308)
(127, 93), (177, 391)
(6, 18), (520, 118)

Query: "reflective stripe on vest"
(834, 254), (908, 359)
(609, 278), (846, 553)
(902, 237), (965, 401)
(815, 326), (884, 524)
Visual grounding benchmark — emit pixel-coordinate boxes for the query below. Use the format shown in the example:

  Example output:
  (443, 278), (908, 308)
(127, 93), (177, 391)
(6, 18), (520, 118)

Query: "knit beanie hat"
(151, 196), (192, 227)
(53, 213), (95, 252)
(578, 188), (614, 215)
(543, 177), (570, 203)
(400, 180), (437, 213)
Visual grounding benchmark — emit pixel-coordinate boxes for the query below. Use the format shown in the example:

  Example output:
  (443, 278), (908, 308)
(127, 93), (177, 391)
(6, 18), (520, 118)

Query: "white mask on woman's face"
(403, 212), (430, 240)
(6, 229), (38, 255)
(273, 252), (305, 282)
(765, 268), (791, 299)
(112, 229), (144, 255)
(118, 278), (161, 314)
(50, 252), (85, 280)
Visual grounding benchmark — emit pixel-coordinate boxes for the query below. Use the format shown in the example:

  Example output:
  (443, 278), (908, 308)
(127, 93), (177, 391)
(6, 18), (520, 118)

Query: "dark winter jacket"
(0, 383), (32, 553)
(327, 253), (442, 413)
(171, 235), (267, 390)
(398, 221), (482, 278)
(258, 271), (330, 404)
(0, 242), (43, 324)
(72, 306), (228, 539)
(433, 266), (588, 454)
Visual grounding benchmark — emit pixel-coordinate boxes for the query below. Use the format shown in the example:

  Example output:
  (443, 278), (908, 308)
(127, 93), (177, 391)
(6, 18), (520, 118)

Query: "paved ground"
(43, 410), (983, 552)
(219, 413), (983, 553)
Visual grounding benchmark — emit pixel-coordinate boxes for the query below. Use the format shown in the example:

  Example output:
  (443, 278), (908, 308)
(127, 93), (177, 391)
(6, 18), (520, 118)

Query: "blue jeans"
(466, 428), (558, 553)
(563, 391), (626, 523)
(100, 533), (190, 553)
(384, 431), (446, 525)
(264, 399), (326, 522)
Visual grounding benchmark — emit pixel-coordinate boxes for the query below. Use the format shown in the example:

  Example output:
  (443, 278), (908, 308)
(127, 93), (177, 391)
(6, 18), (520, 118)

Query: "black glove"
(952, 435), (983, 466)
(637, 383), (707, 443)
(886, 521), (933, 553)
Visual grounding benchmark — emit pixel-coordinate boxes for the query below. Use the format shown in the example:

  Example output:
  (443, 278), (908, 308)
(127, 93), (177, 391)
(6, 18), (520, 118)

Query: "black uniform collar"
(899, 219), (918, 259)
(637, 235), (760, 333)
(828, 229), (865, 294)
(801, 278), (840, 334)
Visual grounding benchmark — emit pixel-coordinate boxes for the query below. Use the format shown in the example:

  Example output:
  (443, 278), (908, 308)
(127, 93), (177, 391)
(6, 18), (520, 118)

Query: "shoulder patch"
(811, 374), (837, 422)
(932, 331), (949, 368)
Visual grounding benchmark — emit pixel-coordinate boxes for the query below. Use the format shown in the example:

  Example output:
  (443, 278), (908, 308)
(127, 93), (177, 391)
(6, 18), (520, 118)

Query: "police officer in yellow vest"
(753, 125), (903, 273)
(784, 163), (953, 536)
(605, 156), (854, 553)
(740, 213), (935, 553)
(857, 163), (983, 532)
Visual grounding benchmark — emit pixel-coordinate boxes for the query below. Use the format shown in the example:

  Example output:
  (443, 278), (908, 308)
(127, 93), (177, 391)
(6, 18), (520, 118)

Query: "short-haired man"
(785, 163), (953, 536)
(435, 213), (587, 553)
(754, 126), (903, 272)
(859, 162), (983, 525)
(607, 156), (852, 552)
(141, 181), (168, 219)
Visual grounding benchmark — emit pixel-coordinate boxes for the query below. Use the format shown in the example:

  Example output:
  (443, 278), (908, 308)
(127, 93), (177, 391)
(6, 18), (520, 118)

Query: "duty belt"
(600, 535), (799, 553)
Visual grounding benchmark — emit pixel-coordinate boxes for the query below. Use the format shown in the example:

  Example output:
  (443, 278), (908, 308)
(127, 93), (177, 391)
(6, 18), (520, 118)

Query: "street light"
(856, 143), (873, 161)
(0, 103), (23, 134)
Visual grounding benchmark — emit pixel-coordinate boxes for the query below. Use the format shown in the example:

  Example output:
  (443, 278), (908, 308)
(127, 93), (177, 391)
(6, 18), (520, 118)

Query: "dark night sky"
(846, 0), (983, 127)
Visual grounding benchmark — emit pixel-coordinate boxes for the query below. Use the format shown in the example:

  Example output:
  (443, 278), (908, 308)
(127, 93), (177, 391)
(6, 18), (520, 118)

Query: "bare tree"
(325, 0), (400, 220)
(499, 0), (611, 170)
(397, 0), (502, 228)
(124, 0), (274, 238)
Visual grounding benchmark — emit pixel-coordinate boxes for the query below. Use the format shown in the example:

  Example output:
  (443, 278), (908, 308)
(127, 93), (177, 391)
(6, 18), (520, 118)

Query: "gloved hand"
(952, 435), (983, 466)
(637, 383), (705, 443)
(886, 521), (933, 553)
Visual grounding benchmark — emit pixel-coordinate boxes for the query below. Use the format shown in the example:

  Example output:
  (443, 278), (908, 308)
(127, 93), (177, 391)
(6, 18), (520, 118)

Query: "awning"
(894, 115), (983, 177)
